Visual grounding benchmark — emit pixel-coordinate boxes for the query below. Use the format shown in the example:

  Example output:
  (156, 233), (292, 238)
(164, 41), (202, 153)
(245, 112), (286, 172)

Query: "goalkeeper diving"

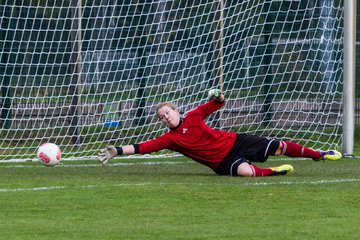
(98, 89), (342, 177)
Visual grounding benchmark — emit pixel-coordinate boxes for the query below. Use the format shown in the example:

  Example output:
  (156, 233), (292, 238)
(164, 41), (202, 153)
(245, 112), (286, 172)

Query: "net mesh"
(0, 0), (343, 161)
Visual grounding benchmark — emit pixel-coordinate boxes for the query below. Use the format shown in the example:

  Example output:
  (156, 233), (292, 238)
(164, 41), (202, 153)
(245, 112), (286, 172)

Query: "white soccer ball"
(37, 143), (62, 167)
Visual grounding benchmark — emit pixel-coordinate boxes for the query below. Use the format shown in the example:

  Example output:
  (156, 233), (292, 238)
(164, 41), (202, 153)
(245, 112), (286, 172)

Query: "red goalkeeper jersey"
(138, 100), (237, 171)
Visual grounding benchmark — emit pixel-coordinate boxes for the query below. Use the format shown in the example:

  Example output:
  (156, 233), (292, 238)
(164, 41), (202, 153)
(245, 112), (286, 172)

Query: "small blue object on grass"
(104, 120), (121, 127)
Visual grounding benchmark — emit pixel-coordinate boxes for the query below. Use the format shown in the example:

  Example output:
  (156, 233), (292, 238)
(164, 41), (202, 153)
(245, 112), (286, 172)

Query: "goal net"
(0, 0), (344, 162)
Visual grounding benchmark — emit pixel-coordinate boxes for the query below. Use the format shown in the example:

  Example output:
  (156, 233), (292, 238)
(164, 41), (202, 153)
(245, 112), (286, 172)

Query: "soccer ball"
(37, 143), (62, 167)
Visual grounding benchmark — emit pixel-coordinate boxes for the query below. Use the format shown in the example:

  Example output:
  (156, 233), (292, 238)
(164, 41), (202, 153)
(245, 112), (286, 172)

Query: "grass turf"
(0, 157), (360, 240)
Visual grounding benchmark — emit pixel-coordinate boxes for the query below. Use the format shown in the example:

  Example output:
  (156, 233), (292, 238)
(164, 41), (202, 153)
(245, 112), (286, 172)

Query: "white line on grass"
(242, 178), (360, 186)
(0, 186), (66, 192)
(0, 178), (359, 193)
(1, 155), (360, 168)
(0, 161), (194, 168)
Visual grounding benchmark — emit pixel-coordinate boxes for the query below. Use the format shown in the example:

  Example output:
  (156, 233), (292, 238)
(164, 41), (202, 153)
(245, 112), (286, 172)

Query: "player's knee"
(236, 163), (253, 177)
(275, 141), (283, 156)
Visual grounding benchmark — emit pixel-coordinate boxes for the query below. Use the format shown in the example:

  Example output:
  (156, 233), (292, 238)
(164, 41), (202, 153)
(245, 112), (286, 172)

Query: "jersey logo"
(182, 128), (188, 134)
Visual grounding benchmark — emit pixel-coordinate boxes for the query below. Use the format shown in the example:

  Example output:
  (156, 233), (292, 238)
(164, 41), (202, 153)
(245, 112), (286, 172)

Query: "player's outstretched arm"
(208, 89), (225, 103)
(98, 145), (135, 165)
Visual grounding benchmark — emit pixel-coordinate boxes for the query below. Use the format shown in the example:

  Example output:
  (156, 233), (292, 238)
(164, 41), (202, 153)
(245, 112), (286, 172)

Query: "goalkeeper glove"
(98, 145), (118, 165)
(208, 89), (221, 100)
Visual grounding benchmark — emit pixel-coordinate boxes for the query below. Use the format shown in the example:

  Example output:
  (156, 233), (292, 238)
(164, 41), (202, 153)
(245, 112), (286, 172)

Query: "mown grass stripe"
(1, 178), (359, 193)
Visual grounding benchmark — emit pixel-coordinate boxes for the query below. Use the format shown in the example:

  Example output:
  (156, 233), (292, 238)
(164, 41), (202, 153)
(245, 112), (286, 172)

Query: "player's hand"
(98, 145), (118, 165)
(208, 89), (221, 100)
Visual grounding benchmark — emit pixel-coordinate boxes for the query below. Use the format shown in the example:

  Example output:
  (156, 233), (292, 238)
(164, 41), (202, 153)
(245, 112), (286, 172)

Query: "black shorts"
(215, 133), (280, 176)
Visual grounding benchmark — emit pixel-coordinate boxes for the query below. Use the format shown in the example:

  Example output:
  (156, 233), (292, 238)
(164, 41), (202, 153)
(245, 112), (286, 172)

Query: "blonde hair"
(155, 102), (178, 119)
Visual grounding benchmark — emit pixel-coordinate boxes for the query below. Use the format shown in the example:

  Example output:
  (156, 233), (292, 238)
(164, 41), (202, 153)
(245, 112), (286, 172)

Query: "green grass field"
(0, 158), (360, 240)
(1, 156), (360, 240)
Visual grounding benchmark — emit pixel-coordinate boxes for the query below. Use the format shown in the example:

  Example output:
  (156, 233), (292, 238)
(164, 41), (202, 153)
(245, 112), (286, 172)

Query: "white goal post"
(0, 0), (355, 162)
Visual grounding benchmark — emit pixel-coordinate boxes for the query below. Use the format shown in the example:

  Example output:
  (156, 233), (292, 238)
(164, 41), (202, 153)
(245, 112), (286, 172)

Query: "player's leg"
(236, 161), (293, 177)
(275, 141), (342, 161)
(217, 134), (293, 177)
